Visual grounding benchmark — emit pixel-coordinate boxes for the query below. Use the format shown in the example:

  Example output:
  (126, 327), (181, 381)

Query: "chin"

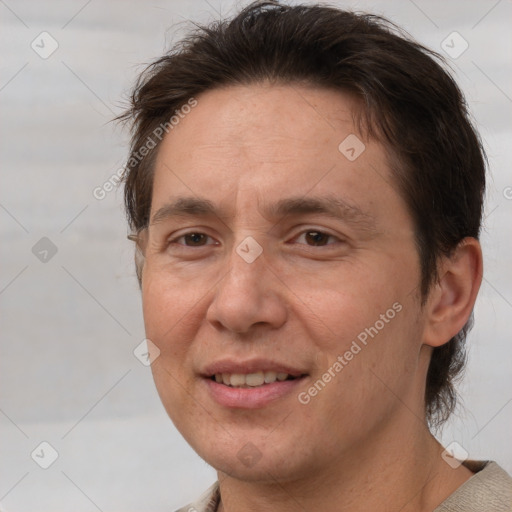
(188, 428), (315, 483)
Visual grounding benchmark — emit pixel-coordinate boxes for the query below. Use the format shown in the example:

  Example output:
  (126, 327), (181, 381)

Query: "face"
(141, 84), (430, 482)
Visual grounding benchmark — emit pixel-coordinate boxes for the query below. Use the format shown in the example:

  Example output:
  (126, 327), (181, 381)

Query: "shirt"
(174, 461), (512, 512)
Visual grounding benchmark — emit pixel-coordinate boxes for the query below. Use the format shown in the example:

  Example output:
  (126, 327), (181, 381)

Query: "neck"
(216, 411), (473, 512)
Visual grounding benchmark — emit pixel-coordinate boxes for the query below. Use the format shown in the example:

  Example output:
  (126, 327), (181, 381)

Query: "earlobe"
(423, 238), (483, 348)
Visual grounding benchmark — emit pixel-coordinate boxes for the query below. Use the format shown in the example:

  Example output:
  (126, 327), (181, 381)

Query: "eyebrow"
(266, 196), (375, 229)
(150, 195), (377, 233)
(151, 197), (217, 225)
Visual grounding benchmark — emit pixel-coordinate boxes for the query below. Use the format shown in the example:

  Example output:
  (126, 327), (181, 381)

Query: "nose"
(205, 240), (288, 335)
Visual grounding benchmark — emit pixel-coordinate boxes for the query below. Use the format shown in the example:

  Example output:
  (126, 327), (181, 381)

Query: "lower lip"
(204, 377), (306, 409)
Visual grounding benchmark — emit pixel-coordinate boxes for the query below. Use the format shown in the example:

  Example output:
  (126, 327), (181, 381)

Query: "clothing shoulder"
(434, 461), (512, 512)
(174, 482), (220, 512)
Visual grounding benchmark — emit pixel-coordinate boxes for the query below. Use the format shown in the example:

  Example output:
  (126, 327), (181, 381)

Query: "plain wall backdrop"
(1, 0), (511, 510)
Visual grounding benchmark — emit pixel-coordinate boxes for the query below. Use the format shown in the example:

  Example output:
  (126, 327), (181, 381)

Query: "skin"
(138, 84), (483, 512)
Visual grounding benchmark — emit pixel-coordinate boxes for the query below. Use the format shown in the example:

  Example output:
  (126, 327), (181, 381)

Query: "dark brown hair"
(119, 1), (486, 427)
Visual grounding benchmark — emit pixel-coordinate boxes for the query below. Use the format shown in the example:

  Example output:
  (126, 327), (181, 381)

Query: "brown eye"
(167, 231), (216, 248)
(182, 233), (208, 246)
(303, 231), (333, 246)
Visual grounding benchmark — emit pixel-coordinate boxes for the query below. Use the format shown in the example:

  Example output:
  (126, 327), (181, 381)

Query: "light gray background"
(1, 0), (511, 510)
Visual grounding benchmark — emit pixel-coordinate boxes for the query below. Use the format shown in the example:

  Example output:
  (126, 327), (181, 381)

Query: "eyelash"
(166, 229), (342, 248)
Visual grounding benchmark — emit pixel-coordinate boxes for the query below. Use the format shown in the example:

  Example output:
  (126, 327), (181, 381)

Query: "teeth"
(264, 371), (277, 383)
(213, 371), (295, 387)
(230, 374), (246, 387)
(245, 372), (265, 386)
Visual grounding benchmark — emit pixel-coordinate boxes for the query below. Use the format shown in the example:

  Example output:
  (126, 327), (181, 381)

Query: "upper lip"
(201, 358), (308, 378)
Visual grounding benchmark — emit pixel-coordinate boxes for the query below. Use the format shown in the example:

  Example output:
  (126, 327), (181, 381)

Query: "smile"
(201, 359), (308, 408)
(211, 371), (299, 388)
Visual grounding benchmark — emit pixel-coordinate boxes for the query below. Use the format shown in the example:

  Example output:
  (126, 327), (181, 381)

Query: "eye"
(168, 232), (217, 247)
(293, 230), (341, 247)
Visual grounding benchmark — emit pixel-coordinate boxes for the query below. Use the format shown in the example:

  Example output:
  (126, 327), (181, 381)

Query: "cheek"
(298, 306), (421, 448)
(142, 271), (207, 424)
(289, 261), (421, 403)
(286, 263), (406, 350)
(141, 269), (205, 360)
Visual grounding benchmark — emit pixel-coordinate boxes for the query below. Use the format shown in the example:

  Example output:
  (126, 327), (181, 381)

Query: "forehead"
(158, 84), (362, 162)
(151, 84), (403, 226)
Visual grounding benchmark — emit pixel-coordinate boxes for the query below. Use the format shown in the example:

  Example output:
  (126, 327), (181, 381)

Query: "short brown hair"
(119, 1), (486, 427)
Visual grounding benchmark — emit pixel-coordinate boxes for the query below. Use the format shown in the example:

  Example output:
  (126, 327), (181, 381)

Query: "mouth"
(201, 360), (309, 408)
(210, 371), (303, 388)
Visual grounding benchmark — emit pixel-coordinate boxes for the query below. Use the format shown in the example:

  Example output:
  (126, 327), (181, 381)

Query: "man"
(120, 1), (512, 510)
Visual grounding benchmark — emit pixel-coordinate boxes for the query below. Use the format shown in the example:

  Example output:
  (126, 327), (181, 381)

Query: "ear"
(133, 229), (148, 287)
(423, 237), (483, 348)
